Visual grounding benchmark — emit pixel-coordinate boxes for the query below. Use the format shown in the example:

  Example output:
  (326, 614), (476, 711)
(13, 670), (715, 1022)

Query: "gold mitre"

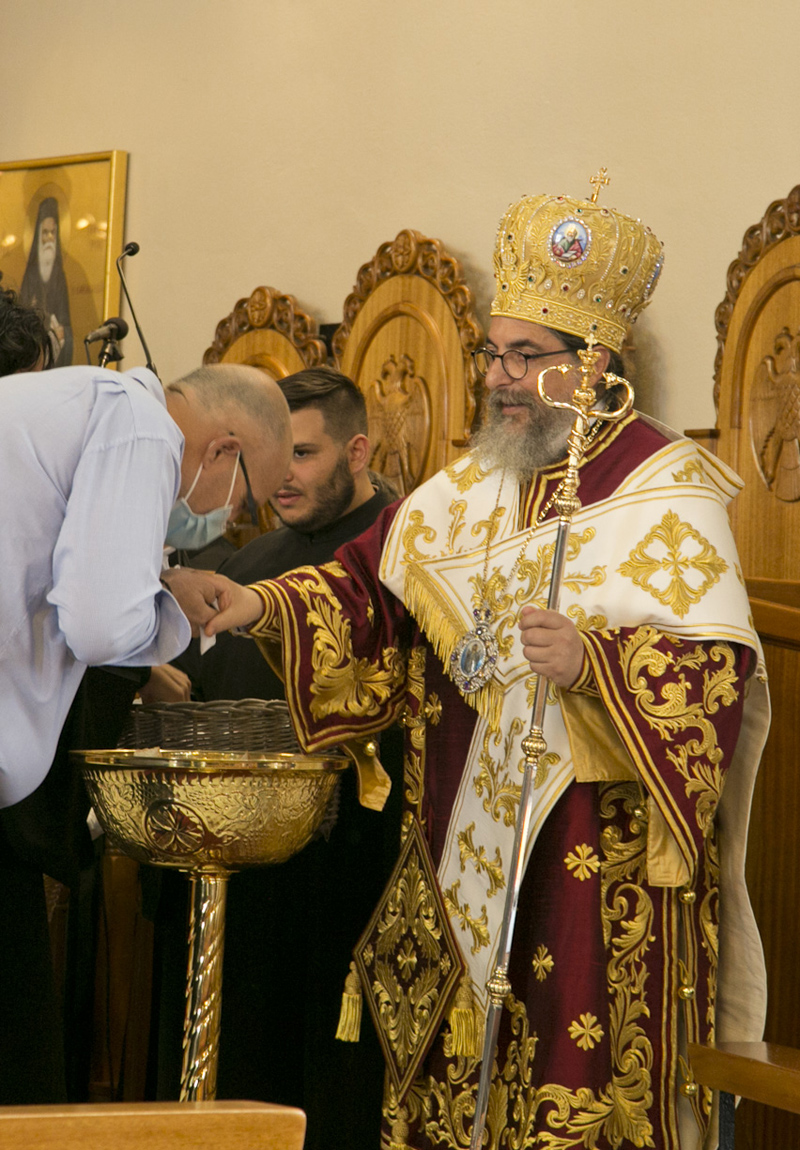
(491, 174), (664, 353)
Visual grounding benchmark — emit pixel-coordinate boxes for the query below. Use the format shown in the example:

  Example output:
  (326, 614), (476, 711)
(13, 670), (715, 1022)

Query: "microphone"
(116, 242), (158, 379)
(85, 317), (129, 343)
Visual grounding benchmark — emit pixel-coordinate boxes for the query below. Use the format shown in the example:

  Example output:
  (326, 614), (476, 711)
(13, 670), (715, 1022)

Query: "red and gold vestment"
(246, 413), (769, 1150)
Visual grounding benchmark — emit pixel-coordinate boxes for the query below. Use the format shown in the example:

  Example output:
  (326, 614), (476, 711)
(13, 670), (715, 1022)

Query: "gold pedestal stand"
(74, 748), (347, 1101)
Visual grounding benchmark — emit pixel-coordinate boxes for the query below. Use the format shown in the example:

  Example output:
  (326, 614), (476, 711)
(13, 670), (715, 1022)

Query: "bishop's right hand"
(201, 576), (264, 637)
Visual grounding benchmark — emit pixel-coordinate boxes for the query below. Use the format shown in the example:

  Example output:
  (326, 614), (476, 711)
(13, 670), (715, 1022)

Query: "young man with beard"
(203, 186), (769, 1150)
(153, 367), (402, 1150)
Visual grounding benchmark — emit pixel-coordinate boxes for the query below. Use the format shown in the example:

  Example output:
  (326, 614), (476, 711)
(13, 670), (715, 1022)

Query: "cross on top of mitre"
(589, 168), (610, 203)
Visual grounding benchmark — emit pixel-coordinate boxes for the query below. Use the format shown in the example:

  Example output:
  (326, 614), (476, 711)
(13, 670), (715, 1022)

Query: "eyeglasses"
(238, 453), (260, 526)
(471, 346), (569, 381)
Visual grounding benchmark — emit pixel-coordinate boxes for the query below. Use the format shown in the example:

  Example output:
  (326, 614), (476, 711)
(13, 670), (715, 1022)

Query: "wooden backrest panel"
(716, 231), (800, 577)
(203, 285), (327, 378)
(333, 230), (483, 495)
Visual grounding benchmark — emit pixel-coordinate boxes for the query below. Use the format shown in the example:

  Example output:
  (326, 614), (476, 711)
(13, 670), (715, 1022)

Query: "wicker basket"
(118, 698), (301, 754)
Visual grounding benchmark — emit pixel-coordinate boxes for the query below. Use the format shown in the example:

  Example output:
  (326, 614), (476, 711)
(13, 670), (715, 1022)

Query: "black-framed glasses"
(471, 346), (568, 381)
(239, 453), (260, 526)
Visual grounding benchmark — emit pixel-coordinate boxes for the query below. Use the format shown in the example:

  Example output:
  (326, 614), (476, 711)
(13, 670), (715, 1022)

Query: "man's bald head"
(165, 363), (292, 517)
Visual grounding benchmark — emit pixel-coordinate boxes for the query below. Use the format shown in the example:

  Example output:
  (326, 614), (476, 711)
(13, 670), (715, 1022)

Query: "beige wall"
(3, 0), (798, 431)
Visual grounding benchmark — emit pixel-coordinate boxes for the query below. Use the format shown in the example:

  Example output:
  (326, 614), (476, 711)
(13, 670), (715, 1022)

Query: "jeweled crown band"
(490, 190), (664, 353)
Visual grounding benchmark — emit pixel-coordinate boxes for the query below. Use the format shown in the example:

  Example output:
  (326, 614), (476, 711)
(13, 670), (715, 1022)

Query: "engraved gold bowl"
(77, 747), (348, 872)
(73, 746), (348, 1102)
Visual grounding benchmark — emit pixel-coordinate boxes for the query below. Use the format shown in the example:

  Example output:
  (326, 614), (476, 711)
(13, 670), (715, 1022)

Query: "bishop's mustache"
(486, 388), (538, 412)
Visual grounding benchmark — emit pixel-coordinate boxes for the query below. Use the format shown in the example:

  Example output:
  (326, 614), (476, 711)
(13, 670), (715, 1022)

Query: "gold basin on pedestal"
(73, 746), (348, 1102)
(78, 747), (348, 871)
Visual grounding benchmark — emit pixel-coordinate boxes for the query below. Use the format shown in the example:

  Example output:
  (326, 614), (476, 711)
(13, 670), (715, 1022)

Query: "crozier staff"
(203, 180), (769, 1150)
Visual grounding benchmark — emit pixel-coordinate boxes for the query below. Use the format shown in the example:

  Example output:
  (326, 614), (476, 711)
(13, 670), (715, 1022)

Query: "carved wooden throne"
(332, 229), (483, 496)
(707, 185), (800, 1145)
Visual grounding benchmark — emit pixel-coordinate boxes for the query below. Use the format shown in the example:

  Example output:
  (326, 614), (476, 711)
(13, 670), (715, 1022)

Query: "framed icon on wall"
(0, 150), (127, 368)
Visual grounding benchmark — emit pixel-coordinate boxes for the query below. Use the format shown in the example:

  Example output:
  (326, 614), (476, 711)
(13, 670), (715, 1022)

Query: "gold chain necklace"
(450, 421), (604, 696)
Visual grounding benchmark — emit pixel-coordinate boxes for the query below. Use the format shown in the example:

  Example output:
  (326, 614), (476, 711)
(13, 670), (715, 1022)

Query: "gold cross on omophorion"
(589, 168), (610, 203)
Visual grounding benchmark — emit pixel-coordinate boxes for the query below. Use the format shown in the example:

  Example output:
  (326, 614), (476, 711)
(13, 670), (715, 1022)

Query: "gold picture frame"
(0, 150), (128, 367)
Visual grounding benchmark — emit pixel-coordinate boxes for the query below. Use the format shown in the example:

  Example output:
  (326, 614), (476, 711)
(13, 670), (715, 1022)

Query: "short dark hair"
(278, 366), (367, 442)
(0, 286), (53, 376)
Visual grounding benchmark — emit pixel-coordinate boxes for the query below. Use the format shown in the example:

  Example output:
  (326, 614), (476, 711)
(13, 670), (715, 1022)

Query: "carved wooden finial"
(589, 168), (610, 203)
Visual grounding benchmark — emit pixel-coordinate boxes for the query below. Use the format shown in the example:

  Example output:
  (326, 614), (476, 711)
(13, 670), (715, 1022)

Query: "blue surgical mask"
(166, 454), (240, 550)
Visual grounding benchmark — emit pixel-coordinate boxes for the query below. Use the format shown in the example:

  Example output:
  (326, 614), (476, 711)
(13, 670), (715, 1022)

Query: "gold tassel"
(389, 1107), (411, 1150)
(448, 975), (483, 1057)
(335, 961), (362, 1042)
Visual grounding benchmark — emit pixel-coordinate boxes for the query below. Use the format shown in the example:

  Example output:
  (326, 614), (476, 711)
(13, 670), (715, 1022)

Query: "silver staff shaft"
(468, 348), (633, 1149)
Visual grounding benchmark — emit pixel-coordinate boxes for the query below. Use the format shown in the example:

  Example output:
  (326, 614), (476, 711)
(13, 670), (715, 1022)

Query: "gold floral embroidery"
(618, 510), (728, 619)
(396, 938), (418, 979)
(286, 564), (345, 606)
(318, 559), (348, 579)
(471, 502), (506, 553)
(671, 457), (710, 485)
(402, 995), (536, 1150)
(532, 944), (554, 981)
(403, 510), (437, 561)
(457, 822), (505, 898)
(568, 1012), (604, 1051)
(533, 748), (561, 790)
(516, 528), (605, 610)
(469, 530), (605, 660)
(364, 832), (459, 1088)
(303, 595), (405, 720)
(388, 713), (719, 1147)
(564, 844), (601, 881)
(473, 717), (524, 827)
(446, 499), (467, 552)
(400, 647), (439, 821)
(442, 879), (490, 954)
(444, 455), (493, 493)
(566, 605), (609, 632)
(620, 629), (738, 834)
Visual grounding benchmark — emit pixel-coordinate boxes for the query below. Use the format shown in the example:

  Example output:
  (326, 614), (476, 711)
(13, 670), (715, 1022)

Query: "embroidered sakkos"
(246, 414), (769, 1150)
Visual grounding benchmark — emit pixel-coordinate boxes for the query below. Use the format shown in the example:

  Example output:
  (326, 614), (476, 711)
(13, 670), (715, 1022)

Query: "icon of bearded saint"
(20, 197), (73, 368)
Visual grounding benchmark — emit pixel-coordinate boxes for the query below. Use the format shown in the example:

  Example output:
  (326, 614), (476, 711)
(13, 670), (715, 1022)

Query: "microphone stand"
(468, 344), (634, 1150)
(116, 243), (159, 380)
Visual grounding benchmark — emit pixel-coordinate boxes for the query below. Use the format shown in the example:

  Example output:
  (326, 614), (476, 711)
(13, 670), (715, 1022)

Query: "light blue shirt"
(0, 365), (191, 807)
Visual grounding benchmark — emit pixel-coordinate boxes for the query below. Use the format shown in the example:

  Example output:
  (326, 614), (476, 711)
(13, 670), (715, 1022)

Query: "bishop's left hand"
(518, 606), (584, 688)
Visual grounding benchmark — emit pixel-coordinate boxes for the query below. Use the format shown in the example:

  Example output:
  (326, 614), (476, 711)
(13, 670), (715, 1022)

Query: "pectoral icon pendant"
(450, 606), (499, 695)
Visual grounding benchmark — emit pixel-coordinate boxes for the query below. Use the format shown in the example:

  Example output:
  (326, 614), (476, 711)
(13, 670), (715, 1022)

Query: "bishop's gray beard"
(471, 388), (575, 479)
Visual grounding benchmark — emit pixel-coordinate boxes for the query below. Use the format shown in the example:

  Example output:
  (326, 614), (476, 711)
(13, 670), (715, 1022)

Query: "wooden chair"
(332, 229), (484, 495)
(687, 185), (800, 1147)
(0, 1099), (305, 1150)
